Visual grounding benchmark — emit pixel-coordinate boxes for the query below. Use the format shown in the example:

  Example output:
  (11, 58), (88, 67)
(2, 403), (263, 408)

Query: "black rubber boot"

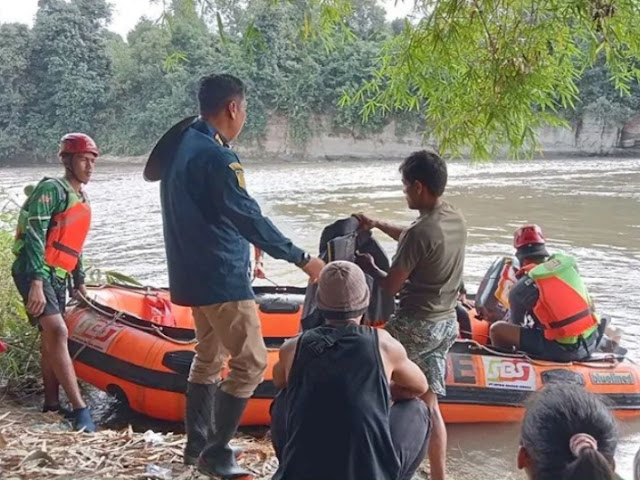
(183, 382), (217, 466)
(197, 388), (251, 479)
(183, 383), (244, 466)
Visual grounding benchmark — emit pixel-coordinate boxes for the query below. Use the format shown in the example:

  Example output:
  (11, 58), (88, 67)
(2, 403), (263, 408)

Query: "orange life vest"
(43, 185), (91, 273)
(525, 254), (598, 341)
(517, 263), (536, 277)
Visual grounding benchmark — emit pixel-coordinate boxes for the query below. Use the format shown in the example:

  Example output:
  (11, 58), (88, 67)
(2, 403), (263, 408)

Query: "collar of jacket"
(193, 118), (230, 148)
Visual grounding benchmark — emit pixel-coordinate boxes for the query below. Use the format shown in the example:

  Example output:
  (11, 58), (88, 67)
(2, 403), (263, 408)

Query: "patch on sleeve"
(37, 193), (53, 206)
(228, 162), (246, 190)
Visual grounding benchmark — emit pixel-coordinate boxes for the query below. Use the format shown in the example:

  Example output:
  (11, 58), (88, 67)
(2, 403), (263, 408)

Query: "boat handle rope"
(72, 290), (197, 346)
(460, 338), (626, 368)
(69, 290), (630, 366)
(251, 274), (280, 287)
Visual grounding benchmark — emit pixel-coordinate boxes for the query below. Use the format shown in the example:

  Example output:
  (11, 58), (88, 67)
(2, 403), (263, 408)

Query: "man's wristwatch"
(296, 251), (311, 268)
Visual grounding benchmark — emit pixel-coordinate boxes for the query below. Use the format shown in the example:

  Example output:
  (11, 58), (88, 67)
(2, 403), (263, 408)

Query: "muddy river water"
(2, 157), (639, 478)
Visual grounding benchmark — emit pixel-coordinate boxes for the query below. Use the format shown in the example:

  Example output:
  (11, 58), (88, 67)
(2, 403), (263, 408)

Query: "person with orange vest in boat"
(489, 224), (604, 362)
(11, 133), (98, 432)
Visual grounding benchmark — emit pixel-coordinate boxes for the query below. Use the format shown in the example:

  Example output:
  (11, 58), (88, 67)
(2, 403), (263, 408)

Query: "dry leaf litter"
(0, 399), (278, 480)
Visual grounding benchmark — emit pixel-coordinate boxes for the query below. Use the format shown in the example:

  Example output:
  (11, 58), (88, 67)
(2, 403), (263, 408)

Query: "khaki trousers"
(188, 300), (268, 398)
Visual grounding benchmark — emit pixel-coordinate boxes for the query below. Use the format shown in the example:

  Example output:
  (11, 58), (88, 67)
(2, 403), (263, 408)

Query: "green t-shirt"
(392, 201), (467, 322)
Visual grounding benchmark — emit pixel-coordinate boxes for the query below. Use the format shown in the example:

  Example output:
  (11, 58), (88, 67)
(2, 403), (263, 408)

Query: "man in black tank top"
(270, 261), (431, 480)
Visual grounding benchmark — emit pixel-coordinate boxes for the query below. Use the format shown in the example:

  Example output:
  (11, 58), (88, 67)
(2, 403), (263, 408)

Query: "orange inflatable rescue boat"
(64, 284), (640, 425)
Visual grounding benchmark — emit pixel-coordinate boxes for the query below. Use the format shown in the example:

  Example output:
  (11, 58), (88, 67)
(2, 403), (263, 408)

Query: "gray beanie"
(316, 261), (370, 320)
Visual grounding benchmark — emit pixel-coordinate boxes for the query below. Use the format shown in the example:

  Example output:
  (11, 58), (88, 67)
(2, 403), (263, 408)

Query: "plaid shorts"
(386, 314), (458, 396)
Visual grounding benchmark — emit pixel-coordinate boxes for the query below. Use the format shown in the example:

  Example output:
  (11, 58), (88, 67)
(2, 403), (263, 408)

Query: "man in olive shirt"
(356, 150), (467, 480)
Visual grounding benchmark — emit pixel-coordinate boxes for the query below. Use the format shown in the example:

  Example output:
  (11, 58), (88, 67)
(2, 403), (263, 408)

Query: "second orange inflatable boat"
(65, 284), (640, 425)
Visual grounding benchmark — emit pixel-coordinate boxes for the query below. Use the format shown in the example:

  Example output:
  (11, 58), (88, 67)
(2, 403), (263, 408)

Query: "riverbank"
(0, 390), (442, 480)
(2, 143), (640, 168)
(0, 385), (453, 480)
(97, 148), (640, 165)
(0, 390), (278, 480)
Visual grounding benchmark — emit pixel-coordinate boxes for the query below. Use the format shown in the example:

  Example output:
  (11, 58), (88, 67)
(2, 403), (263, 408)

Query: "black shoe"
(42, 404), (75, 420)
(197, 389), (251, 479)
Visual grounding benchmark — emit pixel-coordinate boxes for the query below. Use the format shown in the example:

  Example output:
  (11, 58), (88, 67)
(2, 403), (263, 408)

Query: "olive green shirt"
(392, 201), (467, 322)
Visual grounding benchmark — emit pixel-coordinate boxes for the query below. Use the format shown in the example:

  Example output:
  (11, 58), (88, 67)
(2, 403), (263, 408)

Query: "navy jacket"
(160, 119), (304, 306)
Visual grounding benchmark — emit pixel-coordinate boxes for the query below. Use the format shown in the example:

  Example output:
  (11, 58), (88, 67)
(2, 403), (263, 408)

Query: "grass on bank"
(0, 226), (41, 395)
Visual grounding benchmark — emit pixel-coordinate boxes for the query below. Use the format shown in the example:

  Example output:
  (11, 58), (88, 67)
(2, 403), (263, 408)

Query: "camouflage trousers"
(386, 314), (458, 396)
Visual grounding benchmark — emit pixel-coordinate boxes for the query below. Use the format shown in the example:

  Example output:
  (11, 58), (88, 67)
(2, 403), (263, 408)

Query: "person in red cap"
(489, 224), (603, 361)
(11, 133), (98, 432)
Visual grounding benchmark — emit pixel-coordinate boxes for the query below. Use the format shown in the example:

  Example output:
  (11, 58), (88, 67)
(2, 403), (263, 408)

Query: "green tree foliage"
(0, 0), (639, 163)
(0, 24), (31, 163)
(569, 59), (640, 123)
(334, 0), (640, 158)
(21, 0), (113, 161)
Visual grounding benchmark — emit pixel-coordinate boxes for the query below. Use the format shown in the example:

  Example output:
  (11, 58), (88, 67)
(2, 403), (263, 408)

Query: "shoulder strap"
(23, 177), (68, 212)
(43, 177), (70, 212)
(291, 326), (350, 374)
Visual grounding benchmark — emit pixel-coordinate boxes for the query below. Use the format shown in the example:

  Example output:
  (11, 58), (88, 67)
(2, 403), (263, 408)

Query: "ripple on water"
(2, 158), (640, 478)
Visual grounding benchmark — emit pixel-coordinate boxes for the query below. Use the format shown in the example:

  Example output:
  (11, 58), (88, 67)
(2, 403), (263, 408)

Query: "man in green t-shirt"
(355, 150), (467, 480)
(11, 133), (98, 433)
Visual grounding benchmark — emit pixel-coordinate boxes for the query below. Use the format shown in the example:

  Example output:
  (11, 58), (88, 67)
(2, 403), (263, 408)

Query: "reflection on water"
(2, 157), (639, 478)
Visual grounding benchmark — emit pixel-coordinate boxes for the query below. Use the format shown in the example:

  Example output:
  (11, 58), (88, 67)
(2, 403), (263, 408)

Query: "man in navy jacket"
(155, 73), (324, 479)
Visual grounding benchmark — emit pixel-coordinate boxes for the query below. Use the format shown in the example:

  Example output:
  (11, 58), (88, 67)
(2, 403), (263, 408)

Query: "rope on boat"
(70, 287), (629, 364)
(71, 290), (197, 346)
(458, 338), (625, 368)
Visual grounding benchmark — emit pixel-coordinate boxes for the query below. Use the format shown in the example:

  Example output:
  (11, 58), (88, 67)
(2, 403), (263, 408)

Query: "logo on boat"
(70, 316), (124, 353)
(541, 369), (585, 386)
(590, 372), (635, 385)
(482, 358), (537, 391)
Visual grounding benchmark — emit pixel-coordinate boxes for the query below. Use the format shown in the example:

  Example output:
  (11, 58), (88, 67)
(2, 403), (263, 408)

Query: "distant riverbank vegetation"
(1, 0), (639, 164)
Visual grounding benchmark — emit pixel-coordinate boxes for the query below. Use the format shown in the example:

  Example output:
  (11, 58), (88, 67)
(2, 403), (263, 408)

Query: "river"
(1, 157), (639, 479)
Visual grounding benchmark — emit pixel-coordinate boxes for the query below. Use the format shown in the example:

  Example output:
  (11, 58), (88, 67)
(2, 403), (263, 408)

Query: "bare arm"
(373, 266), (411, 296)
(272, 336), (299, 390)
(353, 213), (405, 242)
(508, 278), (538, 327)
(375, 220), (405, 242)
(379, 329), (428, 401)
(357, 223), (427, 296)
(356, 254), (410, 296)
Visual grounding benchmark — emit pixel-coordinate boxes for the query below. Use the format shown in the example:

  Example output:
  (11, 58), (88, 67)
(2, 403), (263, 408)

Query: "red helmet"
(514, 224), (545, 249)
(58, 133), (99, 157)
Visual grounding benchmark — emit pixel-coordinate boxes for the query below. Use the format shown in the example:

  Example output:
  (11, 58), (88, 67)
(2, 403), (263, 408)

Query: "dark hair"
(517, 253), (548, 265)
(521, 384), (617, 480)
(198, 73), (245, 116)
(399, 150), (448, 197)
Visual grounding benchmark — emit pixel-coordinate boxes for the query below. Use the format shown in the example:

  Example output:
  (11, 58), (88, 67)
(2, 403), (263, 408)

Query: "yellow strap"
(43, 264), (69, 279)
(556, 324), (599, 345)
